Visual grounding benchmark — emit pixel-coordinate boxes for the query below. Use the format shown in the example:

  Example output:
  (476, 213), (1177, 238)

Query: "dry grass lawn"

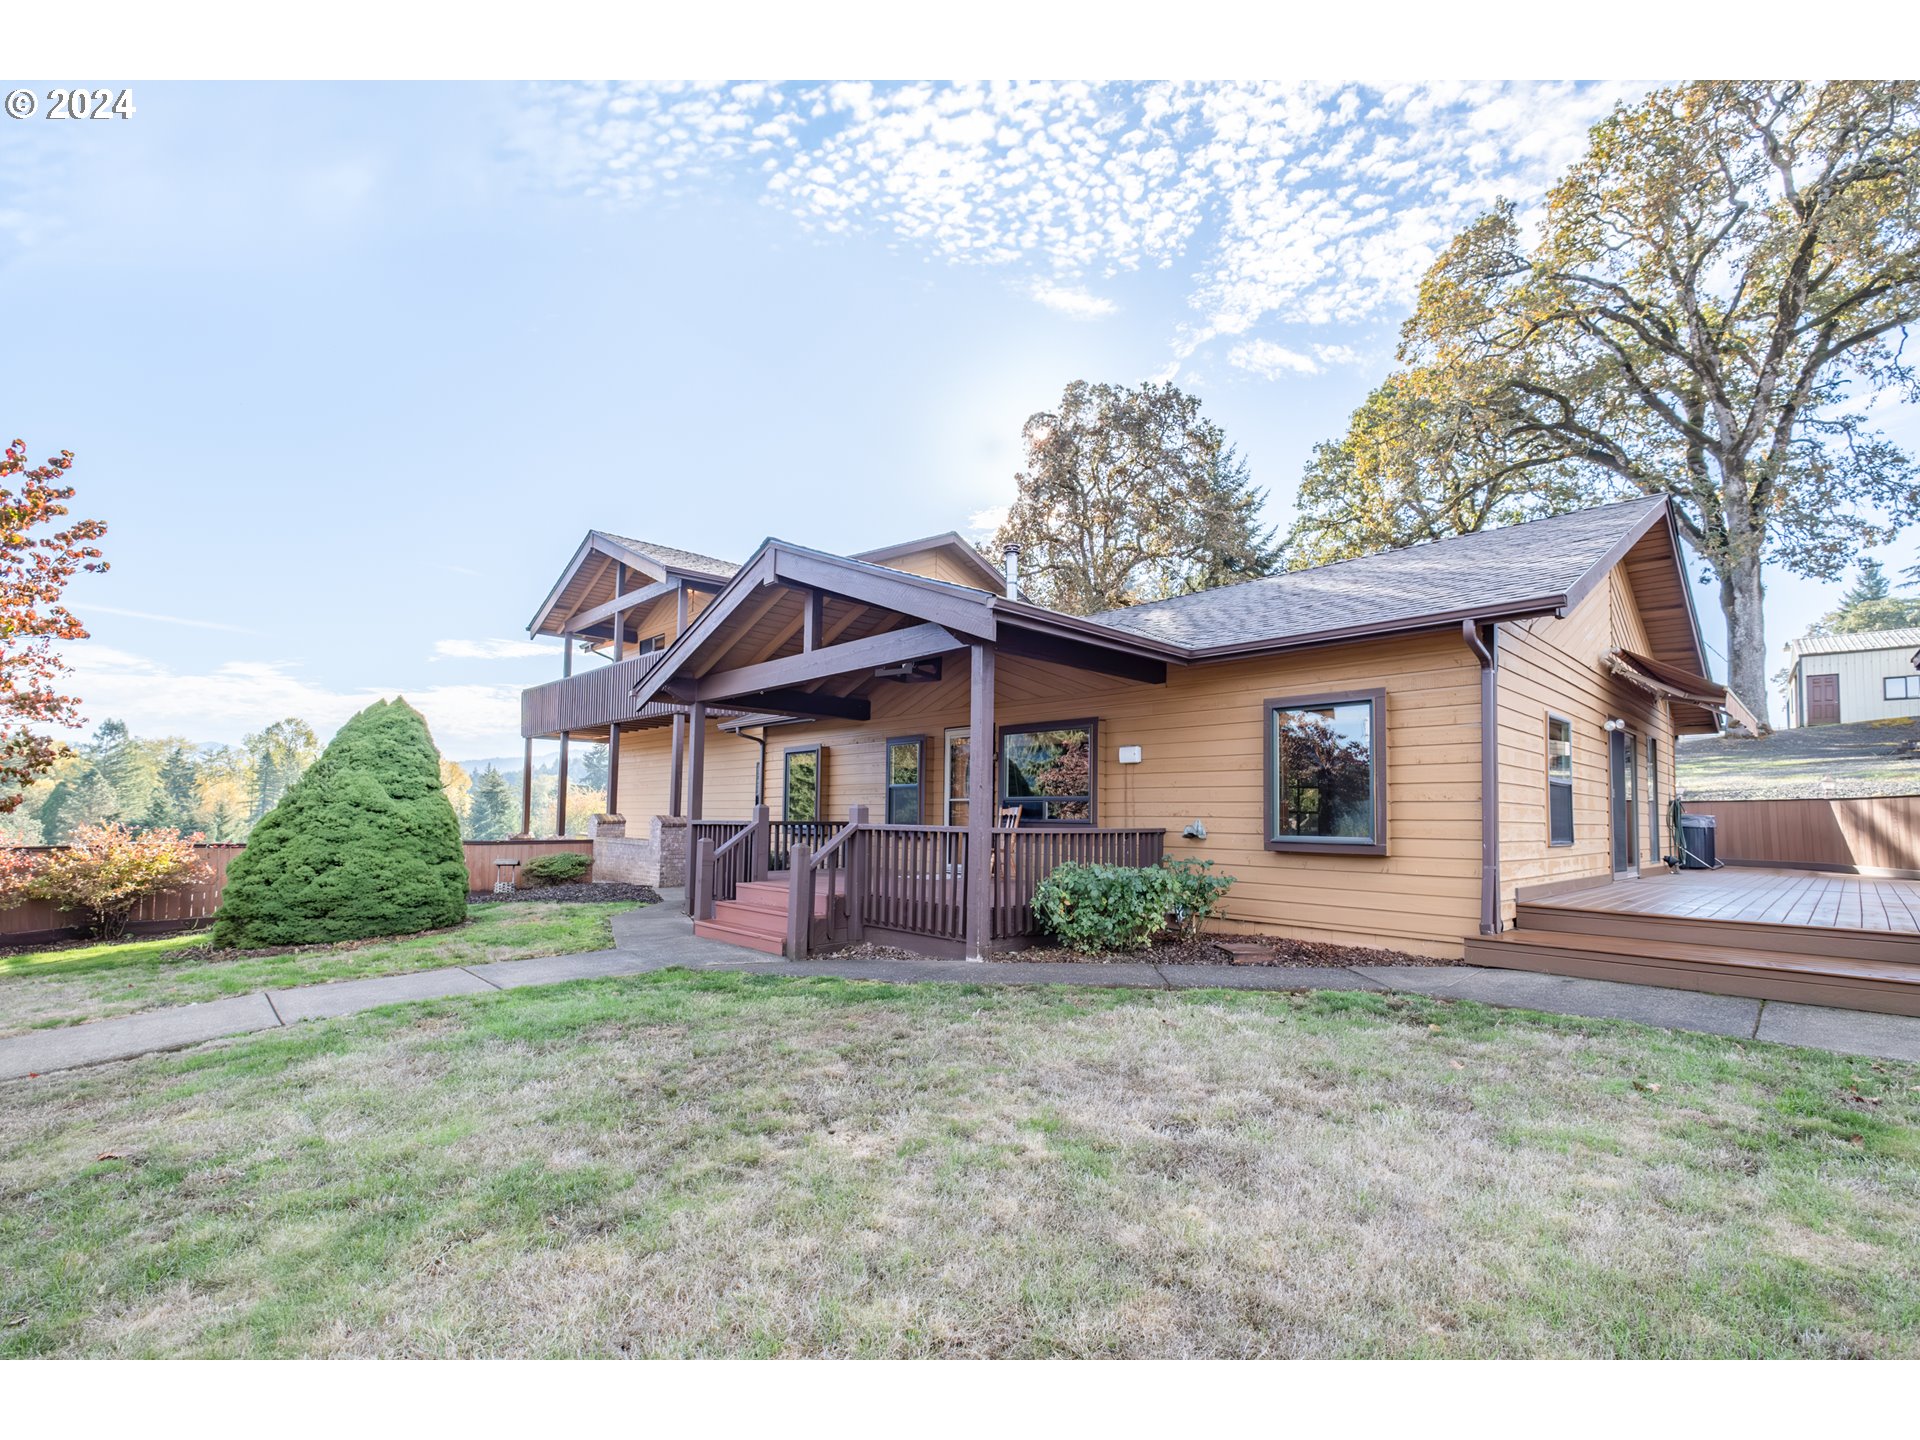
(2, 970), (1917, 1358)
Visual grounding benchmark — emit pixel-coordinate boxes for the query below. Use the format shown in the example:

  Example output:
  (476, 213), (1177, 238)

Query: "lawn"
(0, 902), (639, 1036)
(1677, 717), (1920, 799)
(2, 970), (1916, 1358)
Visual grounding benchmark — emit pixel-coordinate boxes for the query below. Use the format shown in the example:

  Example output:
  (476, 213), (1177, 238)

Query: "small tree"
(466, 768), (516, 841)
(212, 698), (468, 947)
(0, 439), (109, 808)
(24, 823), (210, 941)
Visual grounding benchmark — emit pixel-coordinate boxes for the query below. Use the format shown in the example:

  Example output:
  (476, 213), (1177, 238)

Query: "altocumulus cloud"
(514, 79), (1649, 367)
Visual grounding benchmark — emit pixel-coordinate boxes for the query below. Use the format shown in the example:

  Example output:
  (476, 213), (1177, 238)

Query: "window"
(1264, 691), (1386, 854)
(781, 746), (821, 822)
(1547, 715), (1574, 847)
(636, 633), (667, 656)
(1647, 735), (1660, 863)
(998, 720), (1096, 824)
(885, 736), (924, 824)
(1885, 675), (1920, 701)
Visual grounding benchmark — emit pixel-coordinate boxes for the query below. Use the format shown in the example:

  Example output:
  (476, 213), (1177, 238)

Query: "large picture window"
(782, 746), (821, 822)
(885, 735), (924, 824)
(1263, 691), (1386, 855)
(998, 720), (1096, 824)
(1547, 714), (1575, 847)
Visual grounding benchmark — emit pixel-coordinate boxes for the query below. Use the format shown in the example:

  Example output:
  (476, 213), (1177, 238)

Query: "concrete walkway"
(4, 894), (1919, 1082)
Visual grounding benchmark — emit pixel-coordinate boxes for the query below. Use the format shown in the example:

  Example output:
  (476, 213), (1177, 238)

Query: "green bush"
(210, 698), (468, 947)
(1161, 857), (1234, 940)
(523, 851), (591, 886)
(1033, 862), (1179, 954)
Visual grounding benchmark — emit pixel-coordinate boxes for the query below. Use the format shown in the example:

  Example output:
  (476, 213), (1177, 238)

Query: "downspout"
(748, 726), (769, 807)
(1463, 620), (1501, 935)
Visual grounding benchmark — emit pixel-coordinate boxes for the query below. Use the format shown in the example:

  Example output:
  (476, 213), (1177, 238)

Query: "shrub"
(22, 823), (211, 940)
(523, 851), (591, 886)
(1161, 857), (1234, 940)
(211, 698), (467, 948)
(1033, 862), (1179, 954)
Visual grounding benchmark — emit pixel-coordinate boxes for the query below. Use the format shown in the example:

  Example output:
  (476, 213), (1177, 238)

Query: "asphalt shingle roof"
(1084, 497), (1670, 650)
(1787, 627), (1920, 657)
(598, 533), (740, 579)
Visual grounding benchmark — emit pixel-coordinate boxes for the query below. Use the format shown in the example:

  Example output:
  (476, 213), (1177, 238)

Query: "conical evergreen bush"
(211, 698), (468, 947)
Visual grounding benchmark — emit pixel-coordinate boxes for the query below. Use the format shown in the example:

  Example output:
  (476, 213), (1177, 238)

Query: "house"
(518, 498), (1766, 972)
(1779, 627), (1920, 728)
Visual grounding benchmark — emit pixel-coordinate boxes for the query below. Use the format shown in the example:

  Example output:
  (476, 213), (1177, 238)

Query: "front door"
(1610, 729), (1638, 875)
(1806, 673), (1841, 725)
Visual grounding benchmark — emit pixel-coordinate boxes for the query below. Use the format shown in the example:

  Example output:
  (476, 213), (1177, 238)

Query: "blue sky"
(6, 79), (1916, 759)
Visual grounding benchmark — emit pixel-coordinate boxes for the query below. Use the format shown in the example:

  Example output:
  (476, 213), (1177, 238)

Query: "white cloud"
(55, 644), (528, 755)
(1027, 280), (1116, 319)
(432, 638), (553, 661)
(1312, 343), (1365, 367)
(1227, 339), (1321, 378)
(519, 80), (1648, 364)
(82, 604), (260, 635)
(966, 505), (1009, 538)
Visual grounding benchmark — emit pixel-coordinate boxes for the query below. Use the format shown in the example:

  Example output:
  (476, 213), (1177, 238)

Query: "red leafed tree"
(0, 439), (108, 809)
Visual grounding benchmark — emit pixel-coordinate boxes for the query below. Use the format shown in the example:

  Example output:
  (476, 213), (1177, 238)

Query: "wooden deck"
(1466, 867), (1920, 1017)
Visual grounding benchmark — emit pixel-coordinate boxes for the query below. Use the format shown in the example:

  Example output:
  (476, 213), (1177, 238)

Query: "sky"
(5, 79), (1917, 762)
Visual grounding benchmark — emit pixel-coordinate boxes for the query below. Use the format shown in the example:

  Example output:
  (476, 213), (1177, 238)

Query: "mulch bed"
(468, 882), (662, 906)
(823, 933), (1459, 968)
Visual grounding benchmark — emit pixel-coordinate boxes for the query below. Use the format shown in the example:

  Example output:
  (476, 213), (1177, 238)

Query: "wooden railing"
(860, 824), (969, 945)
(1681, 796), (1920, 875)
(520, 651), (667, 738)
(690, 807), (769, 919)
(769, 820), (843, 872)
(785, 806), (867, 958)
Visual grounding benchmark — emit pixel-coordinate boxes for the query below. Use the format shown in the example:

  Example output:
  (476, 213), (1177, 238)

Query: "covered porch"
(624, 538), (1185, 959)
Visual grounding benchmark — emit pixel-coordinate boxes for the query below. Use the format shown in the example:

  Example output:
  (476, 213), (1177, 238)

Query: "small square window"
(998, 722), (1095, 825)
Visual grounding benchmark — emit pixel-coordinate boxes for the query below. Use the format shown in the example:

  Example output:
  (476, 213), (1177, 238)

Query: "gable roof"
(1085, 496), (1689, 661)
(1787, 626), (1920, 658)
(596, 533), (740, 580)
(852, 532), (1009, 595)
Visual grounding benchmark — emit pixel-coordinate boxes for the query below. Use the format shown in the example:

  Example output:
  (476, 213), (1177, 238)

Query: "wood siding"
(1495, 569), (1680, 922)
(870, 545), (999, 592)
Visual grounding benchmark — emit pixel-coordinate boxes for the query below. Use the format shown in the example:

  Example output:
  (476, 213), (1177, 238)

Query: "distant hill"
(1677, 718), (1920, 800)
(453, 755), (546, 776)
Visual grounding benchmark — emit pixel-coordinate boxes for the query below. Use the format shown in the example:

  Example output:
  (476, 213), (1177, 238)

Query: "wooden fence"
(0, 839), (598, 946)
(1682, 796), (1920, 876)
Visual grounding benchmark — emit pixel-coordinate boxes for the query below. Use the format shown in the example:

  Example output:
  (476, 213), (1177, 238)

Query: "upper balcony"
(521, 651), (669, 739)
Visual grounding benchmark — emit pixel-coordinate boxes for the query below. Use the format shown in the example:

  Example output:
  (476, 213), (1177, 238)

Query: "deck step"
(1468, 929), (1920, 1018)
(1516, 900), (1920, 966)
(691, 917), (786, 956)
(710, 900), (786, 937)
(733, 880), (831, 917)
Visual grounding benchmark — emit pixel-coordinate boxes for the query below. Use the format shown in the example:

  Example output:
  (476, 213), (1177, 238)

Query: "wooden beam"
(607, 721), (621, 816)
(563, 576), (679, 636)
(556, 732), (570, 837)
(964, 644), (995, 961)
(772, 547), (996, 641)
(631, 549), (780, 704)
(802, 590), (824, 651)
(695, 623), (961, 702)
(993, 625), (1168, 685)
(562, 632), (574, 678)
(726, 688), (871, 722)
(675, 580), (691, 636)
(687, 702), (706, 821)
(724, 595), (870, 679)
(521, 736), (533, 835)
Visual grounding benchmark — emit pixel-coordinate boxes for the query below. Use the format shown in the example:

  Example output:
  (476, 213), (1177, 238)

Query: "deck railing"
(688, 808), (768, 919)
(861, 824), (970, 945)
(987, 827), (1167, 940)
(520, 651), (667, 737)
(769, 820), (844, 872)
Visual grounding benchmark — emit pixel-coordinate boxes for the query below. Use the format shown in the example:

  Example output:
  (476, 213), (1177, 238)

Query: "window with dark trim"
(1263, 691), (1386, 855)
(997, 720), (1096, 825)
(1547, 714), (1574, 847)
(1647, 735), (1660, 863)
(782, 746), (821, 822)
(885, 735), (924, 824)
(636, 633), (667, 656)
(1885, 675), (1920, 701)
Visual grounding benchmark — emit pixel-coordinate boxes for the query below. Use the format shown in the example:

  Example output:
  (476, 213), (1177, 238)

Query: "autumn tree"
(994, 381), (1280, 614)
(1294, 82), (1920, 726)
(24, 822), (209, 941)
(440, 758), (473, 830)
(0, 439), (108, 807)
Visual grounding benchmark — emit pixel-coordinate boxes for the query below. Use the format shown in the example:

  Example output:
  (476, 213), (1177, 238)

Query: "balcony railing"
(521, 651), (667, 737)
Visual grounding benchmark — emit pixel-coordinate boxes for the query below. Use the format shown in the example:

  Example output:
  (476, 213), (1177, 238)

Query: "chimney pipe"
(1002, 542), (1021, 593)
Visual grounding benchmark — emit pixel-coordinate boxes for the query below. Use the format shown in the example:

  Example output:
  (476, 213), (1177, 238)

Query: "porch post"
(675, 580), (691, 636)
(687, 701), (707, 821)
(669, 714), (686, 817)
(556, 732), (570, 837)
(964, 643), (996, 961)
(562, 632), (573, 678)
(521, 736), (533, 835)
(606, 723), (621, 816)
(613, 566), (626, 663)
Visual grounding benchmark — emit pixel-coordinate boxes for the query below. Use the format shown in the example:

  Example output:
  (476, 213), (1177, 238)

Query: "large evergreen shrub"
(211, 698), (468, 947)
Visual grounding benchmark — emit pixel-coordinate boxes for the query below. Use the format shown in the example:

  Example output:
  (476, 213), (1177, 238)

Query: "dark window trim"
(884, 734), (925, 825)
(994, 717), (1099, 828)
(1262, 689), (1387, 857)
(781, 744), (822, 823)
(1647, 733), (1661, 864)
(636, 633), (668, 655)
(1546, 712), (1575, 848)
(1885, 675), (1920, 701)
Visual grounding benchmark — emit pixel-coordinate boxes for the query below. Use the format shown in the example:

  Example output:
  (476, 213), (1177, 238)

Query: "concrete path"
(4, 893), (1919, 1082)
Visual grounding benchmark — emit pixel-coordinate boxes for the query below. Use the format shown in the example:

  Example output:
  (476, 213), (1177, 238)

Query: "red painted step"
(692, 917), (785, 955)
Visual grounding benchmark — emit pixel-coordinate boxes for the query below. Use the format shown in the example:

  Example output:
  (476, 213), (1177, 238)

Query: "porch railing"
(689, 807), (769, 919)
(692, 815), (1167, 956)
(769, 819), (844, 872)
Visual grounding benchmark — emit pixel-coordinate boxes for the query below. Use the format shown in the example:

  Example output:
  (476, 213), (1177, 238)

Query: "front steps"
(692, 875), (830, 957)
